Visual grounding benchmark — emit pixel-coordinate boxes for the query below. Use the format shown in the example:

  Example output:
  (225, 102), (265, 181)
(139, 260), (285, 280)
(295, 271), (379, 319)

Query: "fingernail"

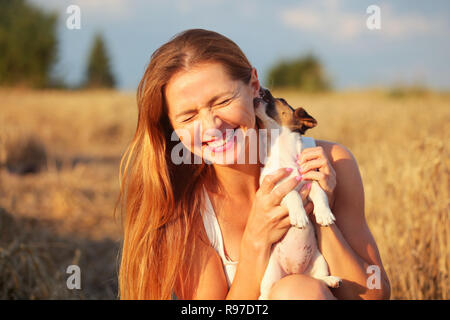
(307, 182), (312, 189)
(286, 168), (293, 173)
(296, 175), (302, 181)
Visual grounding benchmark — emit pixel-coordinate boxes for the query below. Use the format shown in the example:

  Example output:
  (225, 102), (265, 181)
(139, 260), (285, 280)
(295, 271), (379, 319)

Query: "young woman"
(116, 29), (390, 300)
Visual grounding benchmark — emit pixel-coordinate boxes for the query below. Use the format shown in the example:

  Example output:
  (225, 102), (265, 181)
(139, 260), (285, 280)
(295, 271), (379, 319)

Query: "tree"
(83, 33), (116, 89)
(266, 54), (331, 92)
(0, 0), (58, 88)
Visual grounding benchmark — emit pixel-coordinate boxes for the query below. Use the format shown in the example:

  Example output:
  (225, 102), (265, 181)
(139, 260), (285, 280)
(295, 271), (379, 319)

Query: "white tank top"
(202, 188), (238, 288)
(201, 136), (317, 288)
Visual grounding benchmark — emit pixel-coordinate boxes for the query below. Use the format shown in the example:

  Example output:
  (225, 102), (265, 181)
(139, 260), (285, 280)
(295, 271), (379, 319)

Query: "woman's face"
(165, 62), (260, 165)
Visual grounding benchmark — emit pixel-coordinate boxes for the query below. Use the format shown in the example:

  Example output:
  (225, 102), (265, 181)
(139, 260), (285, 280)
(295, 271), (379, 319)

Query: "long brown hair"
(115, 29), (254, 299)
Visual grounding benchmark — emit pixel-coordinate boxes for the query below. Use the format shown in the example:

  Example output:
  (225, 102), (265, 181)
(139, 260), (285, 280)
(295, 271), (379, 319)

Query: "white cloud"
(382, 5), (446, 38)
(29, 0), (136, 20)
(279, 1), (447, 41)
(279, 1), (364, 41)
(76, 0), (130, 15)
(172, 0), (224, 15)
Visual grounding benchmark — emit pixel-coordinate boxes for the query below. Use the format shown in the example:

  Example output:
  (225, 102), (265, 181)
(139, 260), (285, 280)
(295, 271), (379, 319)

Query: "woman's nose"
(199, 109), (222, 131)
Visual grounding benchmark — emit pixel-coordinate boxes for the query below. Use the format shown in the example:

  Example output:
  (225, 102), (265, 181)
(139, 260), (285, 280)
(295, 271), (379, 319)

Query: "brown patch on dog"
(258, 87), (317, 134)
(293, 107), (318, 134)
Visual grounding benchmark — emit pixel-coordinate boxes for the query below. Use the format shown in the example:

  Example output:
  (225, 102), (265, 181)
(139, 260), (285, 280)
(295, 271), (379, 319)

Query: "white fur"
(255, 102), (341, 300)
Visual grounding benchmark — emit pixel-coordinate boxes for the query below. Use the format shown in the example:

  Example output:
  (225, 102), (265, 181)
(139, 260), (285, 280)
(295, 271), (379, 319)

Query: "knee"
(268, 275), (336, 300)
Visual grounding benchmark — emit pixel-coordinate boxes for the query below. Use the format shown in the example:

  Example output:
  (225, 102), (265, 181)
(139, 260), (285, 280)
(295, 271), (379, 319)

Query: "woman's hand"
(242, 168), (300, 251)
(297, 146), (337, 209)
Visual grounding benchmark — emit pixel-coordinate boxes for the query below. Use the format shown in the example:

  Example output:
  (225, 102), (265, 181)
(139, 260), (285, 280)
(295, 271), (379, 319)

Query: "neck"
(211, 161), (261, 201)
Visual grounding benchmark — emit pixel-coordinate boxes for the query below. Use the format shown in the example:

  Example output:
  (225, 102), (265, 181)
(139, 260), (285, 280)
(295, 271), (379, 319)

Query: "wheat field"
(0, 88), (448, 299)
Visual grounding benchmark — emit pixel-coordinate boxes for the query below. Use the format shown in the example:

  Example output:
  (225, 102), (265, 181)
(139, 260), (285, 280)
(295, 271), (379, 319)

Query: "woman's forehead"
(165, 63), (239, 114)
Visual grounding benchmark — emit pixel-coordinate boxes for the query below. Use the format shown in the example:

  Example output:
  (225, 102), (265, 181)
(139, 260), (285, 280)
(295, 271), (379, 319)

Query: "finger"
(298, 158), (330, 175)
(278, 214), (292, 230)
(301, 172), (336, 206)
(259, 168), (293, 194)
(297, 147), (325, 165)
(298, 170), (327, 184)
(270, 175), (301, 205)
(273, 205), (289, 220)
(270, 206), (290, 227)
(299, 181), (312, 206)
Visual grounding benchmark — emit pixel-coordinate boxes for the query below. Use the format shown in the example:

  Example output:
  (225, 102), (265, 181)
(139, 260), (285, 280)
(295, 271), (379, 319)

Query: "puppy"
(254, 87), (342, 300)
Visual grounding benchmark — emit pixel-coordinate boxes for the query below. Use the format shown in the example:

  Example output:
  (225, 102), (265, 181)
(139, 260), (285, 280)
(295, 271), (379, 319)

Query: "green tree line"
(0, 0), (116, 89)
(266, 54), (331, 92)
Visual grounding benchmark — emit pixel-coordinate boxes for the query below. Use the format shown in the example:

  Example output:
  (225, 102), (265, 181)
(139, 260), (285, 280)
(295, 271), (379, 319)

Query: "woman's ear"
(250, 68), (260, 98)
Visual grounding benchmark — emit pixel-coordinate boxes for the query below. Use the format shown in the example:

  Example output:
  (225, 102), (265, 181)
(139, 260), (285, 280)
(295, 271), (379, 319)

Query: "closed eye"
(214, 98), (231, 107)
(181, 114), (196, 122)
(179, 97), (233, 122)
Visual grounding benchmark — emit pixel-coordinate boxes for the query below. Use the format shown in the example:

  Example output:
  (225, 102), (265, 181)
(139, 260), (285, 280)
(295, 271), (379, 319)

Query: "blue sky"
(29, 0), (450, 90)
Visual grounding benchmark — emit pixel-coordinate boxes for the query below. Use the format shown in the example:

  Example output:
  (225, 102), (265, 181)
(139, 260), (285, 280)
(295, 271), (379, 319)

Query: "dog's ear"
(294, 107), (318, 133)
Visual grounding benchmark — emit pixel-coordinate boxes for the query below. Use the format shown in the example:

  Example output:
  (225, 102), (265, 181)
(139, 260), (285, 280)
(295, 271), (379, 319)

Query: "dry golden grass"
(0, 88), (448, 299)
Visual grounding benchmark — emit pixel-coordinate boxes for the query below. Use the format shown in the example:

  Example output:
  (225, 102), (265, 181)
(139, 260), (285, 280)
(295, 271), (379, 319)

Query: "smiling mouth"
(202, 127), (238, 149)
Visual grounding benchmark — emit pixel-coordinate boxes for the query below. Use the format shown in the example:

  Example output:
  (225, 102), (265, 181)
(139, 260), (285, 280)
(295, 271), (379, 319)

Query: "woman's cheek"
(174, 128), (194, 152)
(236, 100), (256, 129)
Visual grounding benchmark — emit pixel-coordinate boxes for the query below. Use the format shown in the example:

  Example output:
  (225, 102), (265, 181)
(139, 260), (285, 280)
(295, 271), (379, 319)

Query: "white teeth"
(207, 129), (235, 148)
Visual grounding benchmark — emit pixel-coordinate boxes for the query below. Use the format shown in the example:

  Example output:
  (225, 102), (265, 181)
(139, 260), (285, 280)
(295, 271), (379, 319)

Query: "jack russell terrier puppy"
(254, 87), (342, 300)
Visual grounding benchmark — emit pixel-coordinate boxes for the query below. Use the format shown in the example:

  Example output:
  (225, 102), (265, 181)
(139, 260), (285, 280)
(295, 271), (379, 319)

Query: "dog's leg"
(259, 251), (285, 300)
(280, 190), (309, 229)
(305, 250), (342, 288)
(308, 181), (336, 226)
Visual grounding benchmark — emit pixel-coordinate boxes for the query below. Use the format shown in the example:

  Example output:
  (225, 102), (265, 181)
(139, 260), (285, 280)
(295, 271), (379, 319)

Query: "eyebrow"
(174, 90), (235, 119)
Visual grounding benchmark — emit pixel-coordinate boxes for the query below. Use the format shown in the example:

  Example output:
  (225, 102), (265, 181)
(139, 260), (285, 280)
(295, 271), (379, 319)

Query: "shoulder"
(315, 139), (361, 183)
(315, 139), (357, 165)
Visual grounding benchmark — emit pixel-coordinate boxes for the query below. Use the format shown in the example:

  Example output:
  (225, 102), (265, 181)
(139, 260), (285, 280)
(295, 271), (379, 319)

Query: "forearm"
(226, 240), (270, 300)
(316, 224), (389, 300)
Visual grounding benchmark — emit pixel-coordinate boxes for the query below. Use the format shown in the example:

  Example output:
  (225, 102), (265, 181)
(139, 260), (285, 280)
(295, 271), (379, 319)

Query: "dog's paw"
(288, 205), (309, 229)
(321, 276), (342, 288)
(314, 208), (336, 227)
(294, 213), (310, 229)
